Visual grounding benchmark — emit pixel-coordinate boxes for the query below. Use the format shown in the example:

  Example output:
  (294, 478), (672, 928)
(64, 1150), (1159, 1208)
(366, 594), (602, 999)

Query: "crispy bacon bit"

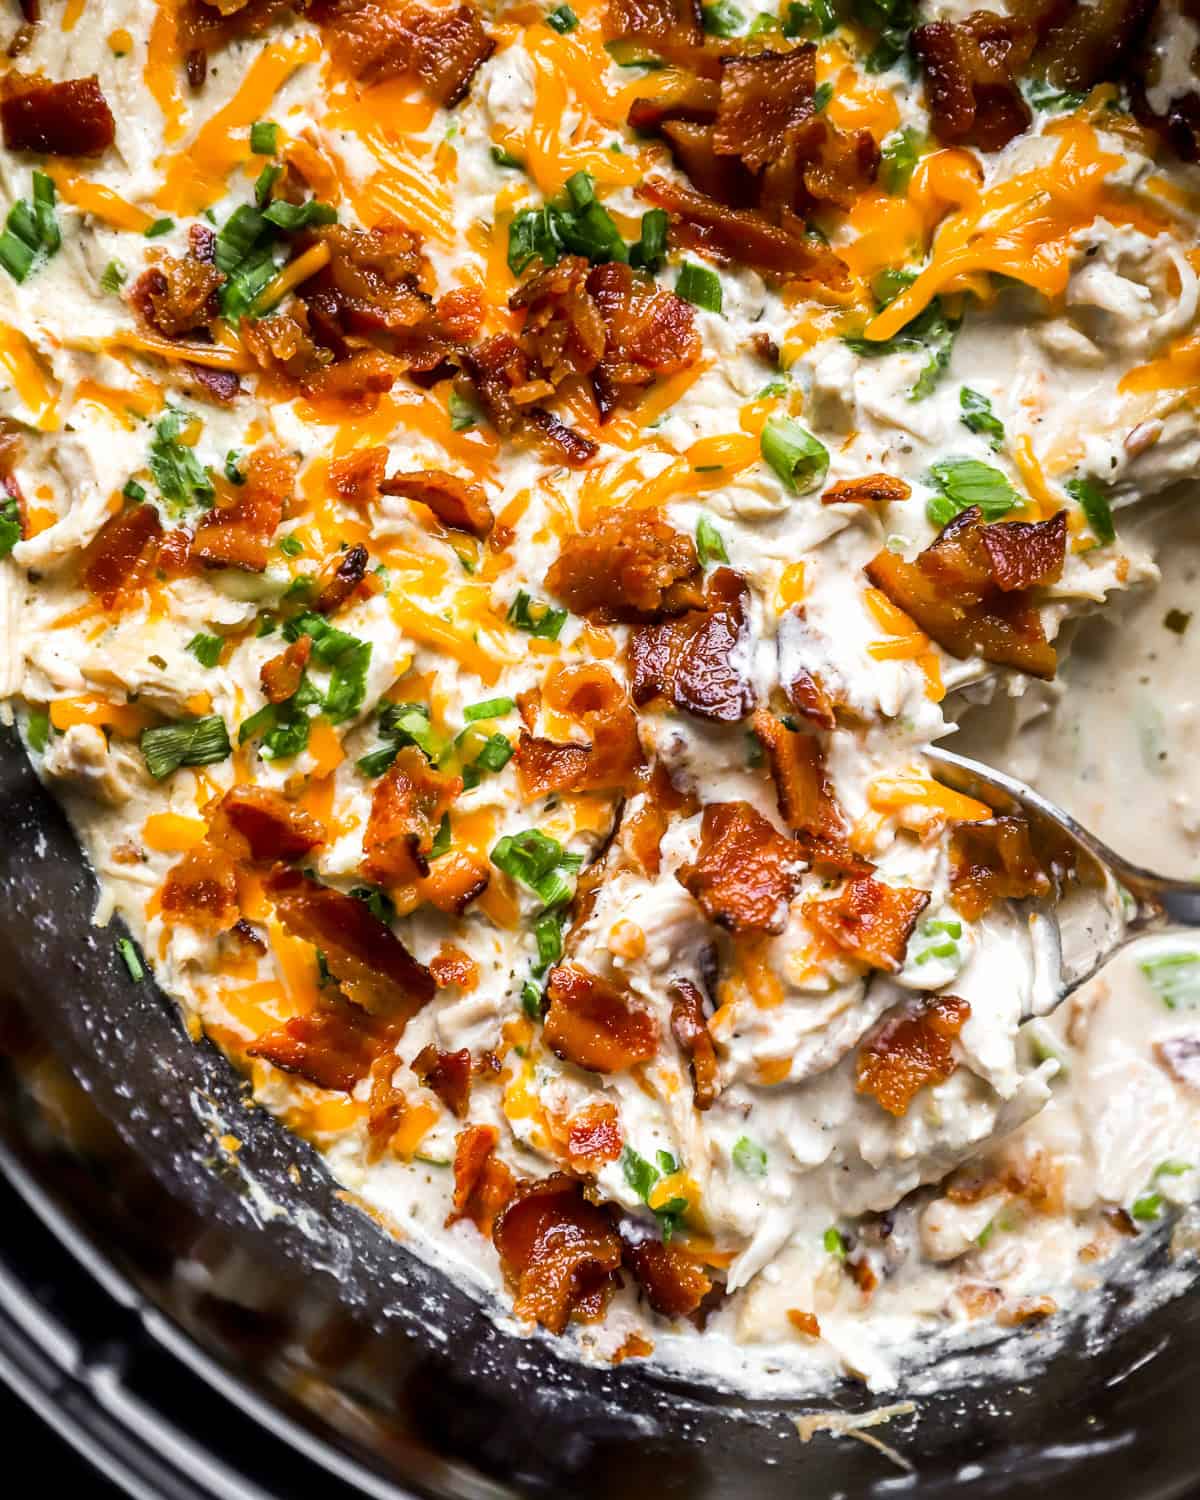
(637, 176), (850, 289)
(129, 256), (224, 340)
(804, 875), (929, 972)
(301, 223), (432, 341)
(977, 514), (1068, 592)
(949, 816), (1051, 921)
(677, 800), (803, 935)
(566, 1101), (624, 1169)
(448, 1123), (515, 1235)
(463, 335), (598, 467)
(260, 635), (312, 704)
(436, 285), (486, 340)
(160, 840), (239, 931)
(417, 849), (490, 915)
(544, 962), (659, 1074)
(547, 509), (702, 623)
(864, 507), (1067, 681)
(379, 468), (493, 537)
(510, 255), (606, 391)
(303, 349), (400, 410)
(612, 1332), (655, 1363)
(752, 708), (846, 843)
(411, 1042), (471, 1118)
(177, 0), (291, 72)
(629, 566), (755, 722)
(210, 784), (325, 863)
(822, 474), (912, 507)
(157, 527), (195, 578)
(181, 363), (241, 407)
(429, 942), (479, 990)
(669, 978), (718, 1110)
(314, 540), (369, 614)
(587, 260), (700, 416)
(619, 1225), (712, 1319)
(265, 865), (435, 1017)
(242, 312), (329, 383)
(913, 13), (1033, 152)
(230, 917), (267, 954)
(330, 446), (387, 510)
(192, 446), (295, 573)
(83, 503), (162, 608)
(713, 47), (816, 173)
(608, 0), (703, 47)
(248, 997), (400, 1092)
(515, 663), (642, 799)
(1038, 0), (1158, 94)
(363, 747), (462, 885)
(311, 0), (495, 107)
(1155, 1033), (1200, 1092)
(492, 1174), (623, 1334)
(1, 74), (115, 155)
(856, 993), (971, 1116)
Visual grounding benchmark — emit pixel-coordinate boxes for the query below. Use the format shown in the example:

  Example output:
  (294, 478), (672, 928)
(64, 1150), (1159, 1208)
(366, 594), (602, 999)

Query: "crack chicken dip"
(3, 0), (1200, 1393)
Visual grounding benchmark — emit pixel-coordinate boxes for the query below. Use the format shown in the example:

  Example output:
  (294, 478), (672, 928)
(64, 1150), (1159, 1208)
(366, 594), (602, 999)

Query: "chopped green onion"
(490, 145), (524, 169)
(544, 3), (579, 30)
(187, 633), (223, 668)
(783, 0), (837, 36)
(702, 0), (745, 35)
(732, 1135), (767, 1177)
(603, 38), (666, 67)
(100, 258), (128, 293)
(261, 198), (338, 232)
(25, 709), (49, 753)
(448, 389), (481, 431)
(1140, 951), (1200, 1010)
(1066, 476), (1115, 546)
(490, 828), (582, 907)
(960, 386), (1005, 451)
(812, 81), (834, 112)
(143, 217), (174, 238)
(880, 127), (921, 194)
(122, 479), (147, 502)
(148, 408), (215, 512)
(140, 715), (231, 779)
(0, 229), (35, 283)
(823, 1226), (847, 1258)
(254, 162), (282, 207)
(533, 909), (564, 973)
(675, 260), (722, 313)
(926, 457), (1021, 528)
(464, 696), (516, 722)
(250, 120), (279, 155)
(349, 884), (397, 925)
(621, 1144), (660, 1200)
(0, 495), (18, 558)
(430, 812), (452, 860)
(322, 640), (372, 724)
(117, 937), (145, 982)
(224, 449), (246, 485)
(761, 416), (829, 494)
(278, 534), (304, 557)
(521, 978), (544, 1020)
(32, 171), (59, 255)
(696, 514), (728, 565)
(215, 204), (267, 273)
(629, 207), (668, 273)
(508, 590), (568, 640)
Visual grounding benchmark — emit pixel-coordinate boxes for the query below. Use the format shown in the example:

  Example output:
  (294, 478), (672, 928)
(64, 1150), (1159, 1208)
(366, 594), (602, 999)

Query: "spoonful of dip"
(926, 745), (1200, 1018)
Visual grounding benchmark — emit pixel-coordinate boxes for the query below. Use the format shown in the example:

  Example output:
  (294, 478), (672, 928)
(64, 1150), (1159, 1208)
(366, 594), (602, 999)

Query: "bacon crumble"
(379, 468), (493, 537)
(192, 446), (296, 573)
(448, 1123), (516, 1234)
(411, 1042), (471, 1118)
(669, 978), (719, 1110)
(619, 1224), (712, 1318)
(629, 565), (756, 722)
(802, 875), (930, 972)
(362, 747), (462, 886)
(856, 993), (972, 1116)
(546, 509), (703, 623)
(677, 800), (804, 934)
(543, 962), (659, 1073)
(949, 816), (1051, 921)
(492, 1174), (623, 1334)
(248, 998), (402, 1093)
(864, 507), (1067, 680)
(1, 74), (115, 155)
(566, 1100), (625, 1168)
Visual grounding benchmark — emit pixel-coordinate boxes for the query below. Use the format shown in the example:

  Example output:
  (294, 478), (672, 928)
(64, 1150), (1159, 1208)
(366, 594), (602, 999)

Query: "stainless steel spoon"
(924, 745), (1200, 1013)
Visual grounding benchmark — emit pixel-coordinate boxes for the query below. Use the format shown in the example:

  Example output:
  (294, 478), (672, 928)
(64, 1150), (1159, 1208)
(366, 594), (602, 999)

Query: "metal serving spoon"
(924, 745), (1200, 1015)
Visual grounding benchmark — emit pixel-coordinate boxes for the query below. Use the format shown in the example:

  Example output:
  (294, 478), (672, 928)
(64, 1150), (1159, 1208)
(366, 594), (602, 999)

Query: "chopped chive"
(1066, 475), (1115, 546)
(544, 3), (579, 30)
(696, 514), (728, 565)
(761, 416), (829, 494)
(823, 1226), (846, 1258)
(25, 709), (49, 753)
(464, 695), (516, 722)
(144, 217), (174, 238)
(278, 534), (304, 556)
(140, 715), (231, 778)
(675, 260), (722, 313)
(122, 478), (147, 502)
(507, 590), (568, 640)
(117, 937), (145, 982)
(250, 120), (279, 155)
(732, 1135), (767, 1177)
(186, 633), (223, 668)
(100, 258), (128, 293)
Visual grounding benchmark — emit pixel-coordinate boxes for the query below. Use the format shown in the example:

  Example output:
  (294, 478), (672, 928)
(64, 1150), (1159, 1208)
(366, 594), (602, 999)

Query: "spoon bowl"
(925, 744), (1200, 1014)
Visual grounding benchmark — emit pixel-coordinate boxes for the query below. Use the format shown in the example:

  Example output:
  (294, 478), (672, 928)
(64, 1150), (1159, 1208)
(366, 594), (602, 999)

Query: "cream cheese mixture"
(2, 0), (1200, 1395)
